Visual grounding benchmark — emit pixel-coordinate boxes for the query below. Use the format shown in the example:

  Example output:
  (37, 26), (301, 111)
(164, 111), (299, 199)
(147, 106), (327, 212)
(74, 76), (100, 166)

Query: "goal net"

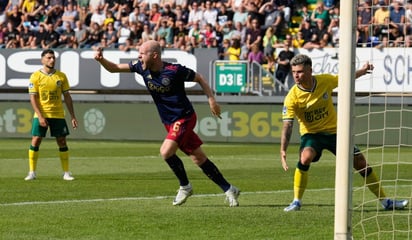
(349, 1), (412, 239)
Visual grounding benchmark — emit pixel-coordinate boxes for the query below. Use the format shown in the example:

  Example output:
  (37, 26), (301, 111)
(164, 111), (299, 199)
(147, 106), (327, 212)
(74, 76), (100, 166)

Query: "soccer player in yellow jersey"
(25, 49), (78, 181)
(280, 54), (409, 211)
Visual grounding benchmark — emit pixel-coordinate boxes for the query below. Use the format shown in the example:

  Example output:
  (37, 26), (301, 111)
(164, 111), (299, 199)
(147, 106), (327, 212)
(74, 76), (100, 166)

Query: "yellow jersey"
(28, 69), (70, 119)
(282, 74), (338, 135)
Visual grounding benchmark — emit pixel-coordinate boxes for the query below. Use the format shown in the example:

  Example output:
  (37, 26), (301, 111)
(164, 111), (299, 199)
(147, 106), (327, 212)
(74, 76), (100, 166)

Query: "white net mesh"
(351, 1), (412, 238)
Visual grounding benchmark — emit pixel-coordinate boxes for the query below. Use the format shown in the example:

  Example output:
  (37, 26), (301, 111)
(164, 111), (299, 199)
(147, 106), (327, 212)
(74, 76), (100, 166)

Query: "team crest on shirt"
(162, 77), (171, 86)
(282, 106), (287, 115)
(56, 80), (62, 86)
(29, 83), (34, 89)
(323, 92), (328, 100)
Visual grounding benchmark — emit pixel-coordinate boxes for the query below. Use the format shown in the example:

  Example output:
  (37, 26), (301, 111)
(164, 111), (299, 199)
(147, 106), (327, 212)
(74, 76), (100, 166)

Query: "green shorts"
(300, 133), (360, 162)
(32, 118), (70, 137)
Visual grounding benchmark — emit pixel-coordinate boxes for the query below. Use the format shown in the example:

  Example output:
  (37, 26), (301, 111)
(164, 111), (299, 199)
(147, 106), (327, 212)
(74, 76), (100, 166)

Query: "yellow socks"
(28, 147), (39, 172)
(294, 168), (309, 200)
(365, 170), (386, 200)
(59, 147), (69, 172)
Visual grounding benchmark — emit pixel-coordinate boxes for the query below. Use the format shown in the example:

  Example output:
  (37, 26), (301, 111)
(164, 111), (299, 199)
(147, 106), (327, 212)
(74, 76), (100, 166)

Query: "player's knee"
(297, 161), (310, 171)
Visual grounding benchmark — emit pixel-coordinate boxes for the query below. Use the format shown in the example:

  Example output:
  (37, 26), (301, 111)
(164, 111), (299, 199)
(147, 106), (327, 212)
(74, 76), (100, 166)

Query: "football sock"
(200, 159), (231, 192)
(294, 168), (308, 200)
(28, 145), (39, 172)
(165, 154), (189, 186)
(363, 168), (387, 199)
(59, 147), (70, 172)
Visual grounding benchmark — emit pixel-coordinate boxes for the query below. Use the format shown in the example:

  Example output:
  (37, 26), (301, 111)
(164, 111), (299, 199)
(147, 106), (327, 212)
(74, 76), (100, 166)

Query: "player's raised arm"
(194, 73), (221, 119)
(355, 61), (374, 79)
(94, 47), (131, 73)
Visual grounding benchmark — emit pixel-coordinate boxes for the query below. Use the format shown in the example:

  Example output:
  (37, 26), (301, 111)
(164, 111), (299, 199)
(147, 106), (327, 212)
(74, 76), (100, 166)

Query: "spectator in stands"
(78, 5), (91, 26)
(296, 3), (312, 22)
(44, 3), (64, 29)
(129, 21), (143, 47)
(275, 36), (294, 89)
(310, 1), (330, 27)
(259, 1), (285, 37)
(262, 26), (278, 74)
(61, 2), (78, 30)
(202, 22), (217, 48)
(88, 0), (104, 12)
(327, 17), (339, 47)
(7, 5), (24, 29)
(173, 19), (189, 49)
(92, 35), (109, 50)
(187, 2), (203, 27)
(0, 25), (6, 48)
(21, 0), (45, 27)
(218, 38), (230, 60)
(117, 19), (131, 48)
(245, 1), (264, 28)
(220, 18), (232, 40)
(245, 18), (263, 55)
(103, 10), (116, 29)
(229, 20), (246, 44)
(188, 20), (202, 47)
(141, 22), (156, 42)
(174, 4), (189, 24)
(390, 0), (405, 30)
(57, 21), (76, 48)
(148, 3), (162, 29)
(4, 21), (20, 48)
(373, 0), (390, 36)
(217, 3), (233, 28)
(116, 2), (131, 26)
(161, 4), (177, 22)
(81, 21), (101, 48)
(306, 18), (329, 47)
(388, 24), (404, 46)
(129, 6), (147, 24)
(274, 0), (293, 23)
(357, 0), (373, 44)
(30, 22), (47, 48)
(405, 1), (412, 43)
(42, 23), (60, 48)
(102, 21), (118, 48)
(90, 4), (106, 27)
(74, 19), (88, 48)
(156, 19), (173, 47)
(292, 31), (305, 48)
(202, 0), (217, 27)
(232, 4), (248, 26)
(19, 22), (34, 48)
(247, 42), (264, 64)
(225, 37), (241, 60)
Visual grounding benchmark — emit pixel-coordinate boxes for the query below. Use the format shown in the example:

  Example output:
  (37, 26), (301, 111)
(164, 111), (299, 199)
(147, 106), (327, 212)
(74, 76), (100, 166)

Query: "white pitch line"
(0, 188), (331, 207)
(2, 185), (409, 207)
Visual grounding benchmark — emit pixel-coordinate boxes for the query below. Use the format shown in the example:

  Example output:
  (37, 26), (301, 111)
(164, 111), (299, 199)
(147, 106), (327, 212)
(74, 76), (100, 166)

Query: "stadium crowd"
(0, 0), (411, 57)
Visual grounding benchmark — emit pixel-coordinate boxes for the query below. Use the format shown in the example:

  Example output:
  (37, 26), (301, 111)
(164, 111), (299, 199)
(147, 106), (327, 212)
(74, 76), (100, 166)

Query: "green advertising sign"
(214, 61), (248, 93)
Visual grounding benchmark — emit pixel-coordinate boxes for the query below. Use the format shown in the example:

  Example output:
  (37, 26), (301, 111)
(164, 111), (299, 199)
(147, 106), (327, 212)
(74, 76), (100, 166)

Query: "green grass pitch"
(0, 139), (410, 240)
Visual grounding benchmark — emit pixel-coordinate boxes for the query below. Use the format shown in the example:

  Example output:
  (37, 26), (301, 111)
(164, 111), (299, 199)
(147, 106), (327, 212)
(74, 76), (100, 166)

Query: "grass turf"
(0, 139), (410, 240)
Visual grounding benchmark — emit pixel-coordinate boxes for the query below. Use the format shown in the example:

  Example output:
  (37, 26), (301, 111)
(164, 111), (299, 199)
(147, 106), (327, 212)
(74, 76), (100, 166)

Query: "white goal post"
(334, 0), (357, 239)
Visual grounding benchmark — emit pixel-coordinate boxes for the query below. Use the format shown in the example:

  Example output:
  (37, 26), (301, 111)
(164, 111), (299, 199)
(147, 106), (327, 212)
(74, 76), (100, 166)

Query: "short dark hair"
(41, 49), (54, 57)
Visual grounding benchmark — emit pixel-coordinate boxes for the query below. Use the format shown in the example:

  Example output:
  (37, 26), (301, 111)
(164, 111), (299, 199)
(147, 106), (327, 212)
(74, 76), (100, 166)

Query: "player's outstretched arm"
(194, 73), (221, 119)
(94, 47), (131, 73)
(355, 61), (374, 79)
